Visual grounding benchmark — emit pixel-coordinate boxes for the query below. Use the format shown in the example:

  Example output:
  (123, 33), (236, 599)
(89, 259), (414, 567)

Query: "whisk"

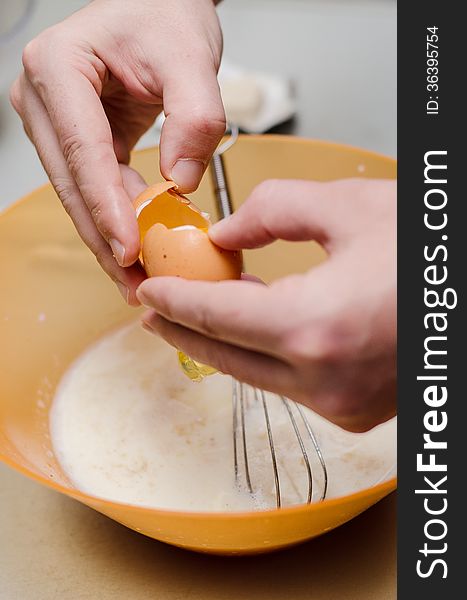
(181, 126), (328, 508)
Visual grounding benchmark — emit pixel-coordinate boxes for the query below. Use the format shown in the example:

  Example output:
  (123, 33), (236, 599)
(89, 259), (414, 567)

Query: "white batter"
(50, 322), (396, 512)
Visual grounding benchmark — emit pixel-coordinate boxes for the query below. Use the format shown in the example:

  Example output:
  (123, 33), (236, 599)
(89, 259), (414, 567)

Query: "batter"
(50, 322), (396, 512)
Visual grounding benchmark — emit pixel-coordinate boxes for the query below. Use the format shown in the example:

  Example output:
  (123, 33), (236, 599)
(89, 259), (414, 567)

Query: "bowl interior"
(0, 136), (396, 553)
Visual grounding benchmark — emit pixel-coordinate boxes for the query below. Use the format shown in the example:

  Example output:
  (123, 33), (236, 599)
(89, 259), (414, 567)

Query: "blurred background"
(0, 0), (396, 211)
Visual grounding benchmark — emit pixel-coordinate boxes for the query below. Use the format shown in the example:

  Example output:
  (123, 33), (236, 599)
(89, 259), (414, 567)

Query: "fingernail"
(209, 215), (231, 240)
(116, 281), (129, 303)
(141, 320), (154, 333)
(136, 286), (150, 308)
(171, 159), (204, 191)
(110, 239), (125, 266)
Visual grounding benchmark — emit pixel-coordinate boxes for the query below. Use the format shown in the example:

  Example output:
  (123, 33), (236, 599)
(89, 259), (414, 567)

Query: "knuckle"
(157, 295), (175, 323)
(9, 80), (22, 114)
(22, 26), (68, 79)
(189, 111), (226, 140)
(198, 302), (241, 339)
(62, 136), (113, 187)
(61, 132), (85, 174)
(250, 179), (280, 206)
(282, 334), (317, 365)
(319, 317), (362, 361)
(53, 177), (76, 215)
(317, 328), (348, 362)
(196, 304), (217, 337)
(62, 144), (120, 234)
(251, 179), (273, 197)
(21, 39), (41, 75)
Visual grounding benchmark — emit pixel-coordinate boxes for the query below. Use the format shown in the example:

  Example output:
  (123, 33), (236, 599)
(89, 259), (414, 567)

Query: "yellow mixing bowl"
(0, 136), (396, 555)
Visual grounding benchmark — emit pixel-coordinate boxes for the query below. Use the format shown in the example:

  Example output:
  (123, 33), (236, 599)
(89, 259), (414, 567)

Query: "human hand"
(10, 0), (225, 304)
(137, 178), (397, 432)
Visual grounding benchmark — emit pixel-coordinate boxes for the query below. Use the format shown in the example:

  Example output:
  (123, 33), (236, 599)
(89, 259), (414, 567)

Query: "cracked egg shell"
(142, 223), (242, 280)
(133, 181), (209, 244)
(133, 182), (242, 281)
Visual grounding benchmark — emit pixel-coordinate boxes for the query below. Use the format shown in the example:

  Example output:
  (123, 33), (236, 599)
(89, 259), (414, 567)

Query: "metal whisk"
(210, 127), (328, 508)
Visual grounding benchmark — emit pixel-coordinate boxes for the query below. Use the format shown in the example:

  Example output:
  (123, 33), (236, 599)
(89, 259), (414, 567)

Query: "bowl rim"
(0, 134), (396, 219)
(0, 135), (397, 520)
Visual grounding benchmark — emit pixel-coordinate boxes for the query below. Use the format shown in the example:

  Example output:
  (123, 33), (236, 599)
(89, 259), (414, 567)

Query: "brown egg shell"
(133, 182), (210, 251)
(142, 223), (242, 281)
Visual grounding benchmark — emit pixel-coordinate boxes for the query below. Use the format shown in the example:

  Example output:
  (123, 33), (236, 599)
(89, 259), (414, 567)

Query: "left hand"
(137, 178), (397, 432)
(10, 0), (225, 304)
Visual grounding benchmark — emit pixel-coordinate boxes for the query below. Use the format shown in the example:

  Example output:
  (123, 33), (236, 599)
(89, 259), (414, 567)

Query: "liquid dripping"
(177, 351), (218, 382)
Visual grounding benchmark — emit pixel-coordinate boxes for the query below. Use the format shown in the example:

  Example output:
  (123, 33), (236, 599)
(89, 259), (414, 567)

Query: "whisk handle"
(210, 153), (233, 220)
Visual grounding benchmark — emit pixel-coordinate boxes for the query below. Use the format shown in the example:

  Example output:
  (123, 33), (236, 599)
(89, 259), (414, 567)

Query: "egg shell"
(142, 223), (242, 281)
(133, 182), (210, 249)
(133, 181), (179, 216)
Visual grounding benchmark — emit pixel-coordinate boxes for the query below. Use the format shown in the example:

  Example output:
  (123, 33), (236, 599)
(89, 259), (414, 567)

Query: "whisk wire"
(257, 389), (281, 508)
(295, 403), (328, 501)
(281, 397), (313, 504)
(240, 383), (253, 494)
(232, 379), (239, 482)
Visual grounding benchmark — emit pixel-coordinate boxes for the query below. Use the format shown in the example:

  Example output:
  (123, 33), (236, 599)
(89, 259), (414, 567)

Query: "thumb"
(209, 179), (341, 250)
(159, 63), (226, 193)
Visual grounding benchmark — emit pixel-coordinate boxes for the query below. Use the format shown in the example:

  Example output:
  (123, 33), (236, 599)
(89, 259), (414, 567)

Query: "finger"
(241, 273), (266, 284)
(119, 163), (148, 200)
(137, 277), (287, 357)
(159, 61), (226, 193)
(23, 49), (140, 267)
(141, 312), (296, 395)
(209, 179), (349, 250)
(14, 73), (145, 304)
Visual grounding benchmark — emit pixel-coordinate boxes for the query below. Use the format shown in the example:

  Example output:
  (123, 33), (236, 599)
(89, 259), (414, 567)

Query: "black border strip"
(398, 2), (463, 596)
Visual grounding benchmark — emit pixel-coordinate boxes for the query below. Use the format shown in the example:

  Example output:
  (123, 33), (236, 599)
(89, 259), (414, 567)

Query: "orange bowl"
(0, 136), (396, 554)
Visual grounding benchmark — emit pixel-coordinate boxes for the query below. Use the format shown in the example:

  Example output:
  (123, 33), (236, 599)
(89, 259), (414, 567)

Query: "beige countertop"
(0, 463), (395, 599)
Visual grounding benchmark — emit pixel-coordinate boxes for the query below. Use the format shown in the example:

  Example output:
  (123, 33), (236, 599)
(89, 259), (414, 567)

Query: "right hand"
(138, 178), (397, 432)
(10, 0), (225, 304)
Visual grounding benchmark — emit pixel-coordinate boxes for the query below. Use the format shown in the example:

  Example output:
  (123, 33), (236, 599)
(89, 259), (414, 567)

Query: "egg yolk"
(177, 352), (218, 382)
